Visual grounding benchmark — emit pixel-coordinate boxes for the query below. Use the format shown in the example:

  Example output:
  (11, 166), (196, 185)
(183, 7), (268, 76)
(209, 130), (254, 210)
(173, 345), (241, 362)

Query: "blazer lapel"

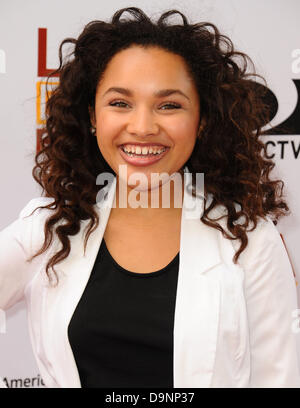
(173, 169), (222, 387)
(42, 177), (117, 387)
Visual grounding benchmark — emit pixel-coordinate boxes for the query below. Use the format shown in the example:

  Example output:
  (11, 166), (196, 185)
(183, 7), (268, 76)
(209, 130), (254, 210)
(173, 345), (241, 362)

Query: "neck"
(112, 172), (185, 223)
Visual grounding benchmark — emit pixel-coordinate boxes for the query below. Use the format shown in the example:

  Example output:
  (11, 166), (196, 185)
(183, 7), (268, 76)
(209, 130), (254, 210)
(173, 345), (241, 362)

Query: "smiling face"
(90, 45), (201, 192)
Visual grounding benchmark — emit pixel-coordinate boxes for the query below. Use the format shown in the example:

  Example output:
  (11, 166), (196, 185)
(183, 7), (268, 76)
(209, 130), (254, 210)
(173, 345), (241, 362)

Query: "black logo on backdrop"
(250, 79), (300, 159)
(261, 79), (300, 135)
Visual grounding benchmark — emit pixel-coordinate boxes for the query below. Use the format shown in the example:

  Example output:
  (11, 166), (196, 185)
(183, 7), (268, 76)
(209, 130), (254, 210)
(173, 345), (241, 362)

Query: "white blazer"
(1, 169), (300, 388)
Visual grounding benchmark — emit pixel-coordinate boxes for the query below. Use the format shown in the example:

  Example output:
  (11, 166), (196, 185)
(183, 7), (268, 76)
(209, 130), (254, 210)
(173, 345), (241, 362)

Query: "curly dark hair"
(27, 6), (289, 285)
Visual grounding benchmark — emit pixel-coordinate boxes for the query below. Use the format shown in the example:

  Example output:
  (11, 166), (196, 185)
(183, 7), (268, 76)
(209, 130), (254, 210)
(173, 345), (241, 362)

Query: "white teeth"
(122, 145), (166, 155)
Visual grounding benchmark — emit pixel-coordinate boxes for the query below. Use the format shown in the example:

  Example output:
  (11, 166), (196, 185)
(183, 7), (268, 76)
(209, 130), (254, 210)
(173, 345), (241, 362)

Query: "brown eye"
(109, 101), (181, 110)
(160, 103), (181, 110)
(109, 101), (129, 108)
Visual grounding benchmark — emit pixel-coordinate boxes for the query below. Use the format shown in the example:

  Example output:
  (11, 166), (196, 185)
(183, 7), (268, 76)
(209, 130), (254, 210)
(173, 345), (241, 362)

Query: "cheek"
(168, 119), (197, 149)
(96, 112), (123, 147)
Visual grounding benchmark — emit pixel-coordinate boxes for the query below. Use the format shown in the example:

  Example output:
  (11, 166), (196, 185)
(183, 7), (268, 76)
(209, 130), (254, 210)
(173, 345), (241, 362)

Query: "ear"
(88, 105), (96, 127)
(198, 116), (207, 135)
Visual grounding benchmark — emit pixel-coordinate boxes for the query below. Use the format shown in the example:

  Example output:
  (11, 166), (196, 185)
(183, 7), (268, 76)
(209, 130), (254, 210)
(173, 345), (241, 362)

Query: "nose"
(126, 105), (159, 137)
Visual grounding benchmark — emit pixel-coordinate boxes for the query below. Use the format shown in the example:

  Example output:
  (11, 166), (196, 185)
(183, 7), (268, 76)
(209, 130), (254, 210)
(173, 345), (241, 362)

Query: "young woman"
(0, 7), (299, 388)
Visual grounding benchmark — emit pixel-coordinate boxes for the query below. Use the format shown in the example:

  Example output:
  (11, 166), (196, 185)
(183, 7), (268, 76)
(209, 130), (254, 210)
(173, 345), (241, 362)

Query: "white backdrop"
(0, 0), (299, 387)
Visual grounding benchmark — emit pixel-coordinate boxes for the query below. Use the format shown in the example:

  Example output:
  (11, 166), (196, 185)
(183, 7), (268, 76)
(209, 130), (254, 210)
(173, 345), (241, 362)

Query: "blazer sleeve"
(239, 216), (300, 387)
(0, 197), (54, 311)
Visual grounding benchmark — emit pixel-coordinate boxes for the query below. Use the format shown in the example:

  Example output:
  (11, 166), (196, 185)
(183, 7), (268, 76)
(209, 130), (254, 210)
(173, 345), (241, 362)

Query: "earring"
(90, 126), (96, 135)
(197, 124), (204, 138)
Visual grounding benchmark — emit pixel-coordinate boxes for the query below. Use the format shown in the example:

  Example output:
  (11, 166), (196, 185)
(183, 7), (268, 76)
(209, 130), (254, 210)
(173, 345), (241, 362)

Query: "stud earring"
(197, 124), (205, 138)
(90, 126), (96, 135)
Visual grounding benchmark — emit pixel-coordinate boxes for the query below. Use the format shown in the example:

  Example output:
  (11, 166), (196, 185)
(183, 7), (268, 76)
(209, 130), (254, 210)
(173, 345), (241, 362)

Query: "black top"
(68, 237), (180, 388)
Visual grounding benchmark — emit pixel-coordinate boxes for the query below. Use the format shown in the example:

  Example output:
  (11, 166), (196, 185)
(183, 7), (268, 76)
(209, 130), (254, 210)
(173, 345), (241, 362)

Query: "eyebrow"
(103, 87), (190, 101)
